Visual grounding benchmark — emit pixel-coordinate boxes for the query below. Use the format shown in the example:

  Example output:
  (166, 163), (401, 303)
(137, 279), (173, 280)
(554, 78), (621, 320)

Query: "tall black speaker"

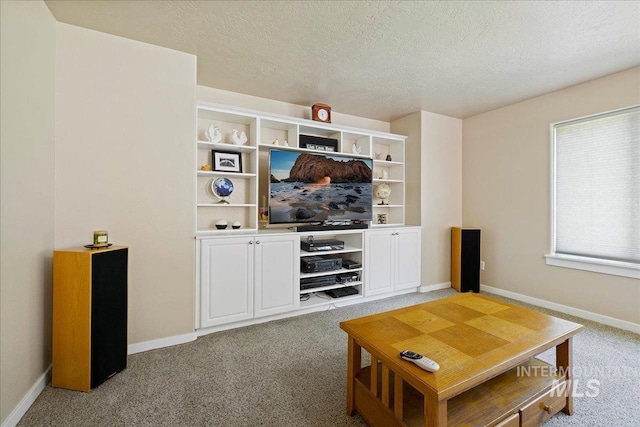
(451, 227), (480, 293)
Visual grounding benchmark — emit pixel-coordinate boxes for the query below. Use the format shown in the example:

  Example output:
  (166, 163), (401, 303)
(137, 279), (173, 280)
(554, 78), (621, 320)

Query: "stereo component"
(301, 239), (345, 252)
(300, 275), (337, 290)
(341, 259), (361, 269)
(301, 256), (343, 273)
(336, 272), (359, 283)
(324, 287), (358, 298)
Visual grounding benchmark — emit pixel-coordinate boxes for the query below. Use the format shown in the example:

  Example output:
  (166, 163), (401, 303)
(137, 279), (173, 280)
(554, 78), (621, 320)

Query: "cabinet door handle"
(543, 404), (553, 414)
(248, 241), (254, 245)
(255, 240), (261, 245)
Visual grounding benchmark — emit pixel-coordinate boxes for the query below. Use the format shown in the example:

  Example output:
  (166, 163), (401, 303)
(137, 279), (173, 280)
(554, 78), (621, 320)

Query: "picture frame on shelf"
(212, 150), (242, 173)
(299, 135), (338, 152)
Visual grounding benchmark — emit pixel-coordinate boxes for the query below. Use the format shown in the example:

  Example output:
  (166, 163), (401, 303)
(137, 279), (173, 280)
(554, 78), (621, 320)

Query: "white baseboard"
(420, 282), (451, 293)
(481, 284), (640, 334)
(128, 331), (197, 355)
(1, 365), (51, 427)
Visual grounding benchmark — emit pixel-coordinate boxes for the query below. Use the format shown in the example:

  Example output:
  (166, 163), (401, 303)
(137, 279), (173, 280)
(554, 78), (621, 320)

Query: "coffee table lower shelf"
(354, 358), (567, 427)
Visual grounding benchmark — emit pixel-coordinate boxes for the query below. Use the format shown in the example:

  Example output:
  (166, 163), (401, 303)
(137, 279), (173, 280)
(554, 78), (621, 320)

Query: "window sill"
(545, 254), (640, 279)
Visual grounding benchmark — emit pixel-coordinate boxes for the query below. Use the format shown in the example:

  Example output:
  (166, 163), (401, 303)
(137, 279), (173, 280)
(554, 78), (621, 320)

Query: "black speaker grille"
(91, 248), (128, 388)
(461, 230), (481, 293)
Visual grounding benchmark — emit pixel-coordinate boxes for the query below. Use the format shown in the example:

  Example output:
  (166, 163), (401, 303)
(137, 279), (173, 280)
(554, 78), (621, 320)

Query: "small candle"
(93, 230), (108, 246)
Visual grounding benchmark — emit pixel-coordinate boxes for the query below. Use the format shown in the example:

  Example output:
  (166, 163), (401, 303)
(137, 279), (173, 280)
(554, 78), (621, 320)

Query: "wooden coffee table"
(340, 293), (584, 427)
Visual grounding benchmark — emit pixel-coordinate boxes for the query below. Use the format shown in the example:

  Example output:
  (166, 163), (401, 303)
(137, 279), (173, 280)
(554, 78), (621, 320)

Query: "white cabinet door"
(200, 237), (254, 328)
(395, 228), (421, 290)
(365, 228), (421, 296)
(254, 234), (300, 317)
(364, 231), (394, 296)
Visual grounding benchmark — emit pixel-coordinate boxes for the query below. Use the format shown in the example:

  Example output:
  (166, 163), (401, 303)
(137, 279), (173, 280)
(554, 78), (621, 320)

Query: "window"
(546, 106), (639, 279)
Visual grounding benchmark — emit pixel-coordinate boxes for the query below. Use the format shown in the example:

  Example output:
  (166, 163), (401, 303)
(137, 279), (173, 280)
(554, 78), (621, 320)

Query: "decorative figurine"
(200, 164), (212, 171)
(283, 140), (289, 147)
(206, 125), (222, 143)
(231, 129), (247, 145)
(352, 143), (362, 155)
(272, 138), (280, 146)
(377, 214), (388, 224)
(386, 154), (392, 161)
(375, 183), (392, 205)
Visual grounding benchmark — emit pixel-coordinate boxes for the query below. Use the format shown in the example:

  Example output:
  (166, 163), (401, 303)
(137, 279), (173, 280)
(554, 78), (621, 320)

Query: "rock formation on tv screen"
(285, 154), (372, 183)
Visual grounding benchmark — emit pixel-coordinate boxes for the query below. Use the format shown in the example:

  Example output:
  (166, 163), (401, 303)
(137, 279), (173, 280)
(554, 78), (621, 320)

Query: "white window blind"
(553, 106), (639, 265)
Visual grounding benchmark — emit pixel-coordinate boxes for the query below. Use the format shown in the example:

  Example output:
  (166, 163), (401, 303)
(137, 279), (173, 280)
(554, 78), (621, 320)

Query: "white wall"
(55, 24), (197, 344)
(392, 112), (463, 287)
(463, 67), (640, 325)
(391, 112), (422, 227)
(197, 86), (390, 132)
(0, 1), (56, 424)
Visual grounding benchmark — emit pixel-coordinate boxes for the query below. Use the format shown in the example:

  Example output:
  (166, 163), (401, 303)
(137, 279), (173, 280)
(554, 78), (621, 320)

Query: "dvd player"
(324, 287), (359, 298)
(301, 239), (344, 252)
(300, 275), (337, 290)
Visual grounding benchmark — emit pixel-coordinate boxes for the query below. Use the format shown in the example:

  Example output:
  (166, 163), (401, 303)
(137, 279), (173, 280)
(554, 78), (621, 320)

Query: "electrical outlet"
(480, 261), (486, 271)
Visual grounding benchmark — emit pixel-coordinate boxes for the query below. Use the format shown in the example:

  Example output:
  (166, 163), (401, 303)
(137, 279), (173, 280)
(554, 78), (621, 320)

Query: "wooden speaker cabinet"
(53, 246), (128, 391)
(451, 227), (481, 293)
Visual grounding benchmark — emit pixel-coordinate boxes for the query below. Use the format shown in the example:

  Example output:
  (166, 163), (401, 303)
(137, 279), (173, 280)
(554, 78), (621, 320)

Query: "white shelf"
(300, 267), (362, 279)
(372, 222), (404, 228)
(197, 203), (257, 208)
(299, 245), (362, 257)
(258, 143), (370, 160)
(373, 178), (403, 183)
(299, 291), (363, 308)
(197, 171), (256, 178)
(197, 141), (257, 153)
(299, 281), (363, 295)
(196, 228), (257, 235)
(373, 159), (403, 167)
(258, 143), (301, 152)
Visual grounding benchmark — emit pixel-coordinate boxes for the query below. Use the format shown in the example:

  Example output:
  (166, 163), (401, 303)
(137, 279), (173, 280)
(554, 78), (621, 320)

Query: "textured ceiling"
(45, 1), (640, 121)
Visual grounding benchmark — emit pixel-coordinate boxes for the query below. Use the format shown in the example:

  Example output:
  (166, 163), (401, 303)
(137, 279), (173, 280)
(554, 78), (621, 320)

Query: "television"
(268, 149), (373, 224)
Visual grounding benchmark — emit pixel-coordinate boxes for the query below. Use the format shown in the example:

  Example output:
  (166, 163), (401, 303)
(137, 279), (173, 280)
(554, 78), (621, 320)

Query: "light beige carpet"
(18, 289), (640, 426)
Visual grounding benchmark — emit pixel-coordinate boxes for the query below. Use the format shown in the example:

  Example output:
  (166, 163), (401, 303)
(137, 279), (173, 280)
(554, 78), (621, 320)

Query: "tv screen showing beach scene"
(268, 149), (373, 224)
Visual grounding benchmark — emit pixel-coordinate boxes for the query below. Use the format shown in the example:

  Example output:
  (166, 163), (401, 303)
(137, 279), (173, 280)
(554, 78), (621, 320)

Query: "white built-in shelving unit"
(196, 102), (406, 235)
(195, 102), (416, 334)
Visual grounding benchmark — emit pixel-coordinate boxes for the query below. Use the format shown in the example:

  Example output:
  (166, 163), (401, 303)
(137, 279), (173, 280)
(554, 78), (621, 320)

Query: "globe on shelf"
(211, 177), (234, 204)
(375, 183), (391, 205)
